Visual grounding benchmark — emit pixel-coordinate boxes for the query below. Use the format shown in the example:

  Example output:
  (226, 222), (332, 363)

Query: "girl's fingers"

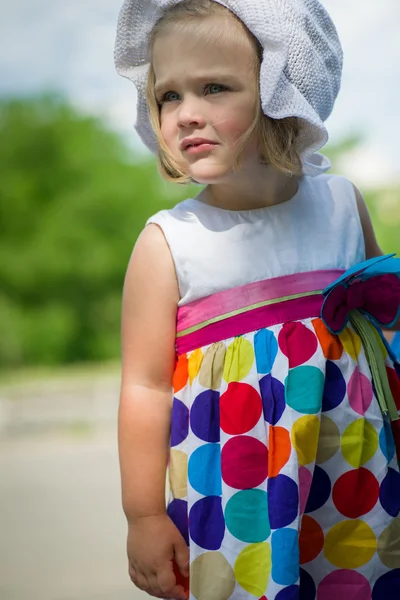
(174, 540), (190, 578)
(128, 563), (138, 585)
(157, 565), (187, 600)
(148, 573), (169, 598)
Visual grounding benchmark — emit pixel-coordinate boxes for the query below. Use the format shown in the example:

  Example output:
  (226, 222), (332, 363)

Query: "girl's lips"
(184, 143), (218, 155)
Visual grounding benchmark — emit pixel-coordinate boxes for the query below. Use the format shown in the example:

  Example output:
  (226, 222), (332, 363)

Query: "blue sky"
(3, 0), (400, 186)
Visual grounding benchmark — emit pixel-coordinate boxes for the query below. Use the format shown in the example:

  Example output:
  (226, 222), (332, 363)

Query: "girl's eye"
(206, 84), (226, 95)
(161, 91), (180, 103)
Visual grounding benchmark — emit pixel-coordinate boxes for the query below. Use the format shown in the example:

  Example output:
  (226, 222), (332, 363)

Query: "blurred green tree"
(0, 94), (186, 367)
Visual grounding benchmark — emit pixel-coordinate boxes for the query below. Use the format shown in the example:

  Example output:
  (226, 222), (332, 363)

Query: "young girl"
(115, 1), (400, 599)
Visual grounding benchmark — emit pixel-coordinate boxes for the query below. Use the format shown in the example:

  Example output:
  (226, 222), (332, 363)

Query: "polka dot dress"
(169, 318), (400, 600)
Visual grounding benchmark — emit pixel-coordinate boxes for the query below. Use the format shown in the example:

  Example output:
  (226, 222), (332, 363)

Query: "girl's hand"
(127, 514), (189, 599)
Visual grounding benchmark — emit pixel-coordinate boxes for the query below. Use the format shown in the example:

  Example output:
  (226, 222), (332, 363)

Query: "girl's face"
(152, 17), (260, 184)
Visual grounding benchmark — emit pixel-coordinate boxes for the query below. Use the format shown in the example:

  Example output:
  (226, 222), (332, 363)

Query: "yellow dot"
(378, 518), (400, 568)
(339, 327), (362, 362)
(316, 415), (341, 464)
(191, 552), (235, 600)
(234, 543), (271, 596)
(341, 418), (378, 468)
(223, 338), (255, 383)
(189, 349), (203, 384)
(292, 415), (321, 466)
(199, 343), (226, 390)
(169, 450), (187, 499)
(324, 520), (376, 568)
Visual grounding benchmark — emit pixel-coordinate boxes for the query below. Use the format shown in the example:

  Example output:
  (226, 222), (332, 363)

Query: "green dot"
(285, 366), (324, 414)
(225, 489), (270, 543)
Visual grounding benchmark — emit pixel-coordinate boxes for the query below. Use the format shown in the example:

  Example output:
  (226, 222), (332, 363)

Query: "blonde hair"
(146, 0), (302, 183)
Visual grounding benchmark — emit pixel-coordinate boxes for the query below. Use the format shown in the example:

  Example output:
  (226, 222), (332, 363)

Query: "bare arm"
(354, 185), (400, 331)
(119, 223), (179, 520)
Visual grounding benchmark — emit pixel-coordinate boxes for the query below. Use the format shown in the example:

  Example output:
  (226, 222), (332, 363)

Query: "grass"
(0, 360), (121, 390)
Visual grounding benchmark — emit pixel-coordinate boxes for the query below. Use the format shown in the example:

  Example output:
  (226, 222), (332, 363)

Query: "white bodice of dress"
(147, 174), (365, 306)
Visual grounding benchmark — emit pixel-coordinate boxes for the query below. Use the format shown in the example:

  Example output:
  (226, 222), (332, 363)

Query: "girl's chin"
(187, 163), (235, 185)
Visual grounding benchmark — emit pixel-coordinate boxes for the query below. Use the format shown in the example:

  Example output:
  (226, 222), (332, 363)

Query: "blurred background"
(0, 1), (399, 599)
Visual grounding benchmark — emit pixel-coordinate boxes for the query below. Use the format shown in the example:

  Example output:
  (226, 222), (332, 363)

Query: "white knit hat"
(115, 0), (343, 176)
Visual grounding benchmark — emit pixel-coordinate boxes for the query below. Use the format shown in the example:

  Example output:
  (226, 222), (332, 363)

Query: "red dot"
(222, 436), (268, 489)
(278, 322), (318, 368)
(386, 366), (400, 411)
(220, 382), (262, 434)
(299, 515), (324, 564)
(332, 468), (379, 518)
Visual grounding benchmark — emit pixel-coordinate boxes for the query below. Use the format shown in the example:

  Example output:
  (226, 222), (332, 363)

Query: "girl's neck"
(197, 166), (300, 212)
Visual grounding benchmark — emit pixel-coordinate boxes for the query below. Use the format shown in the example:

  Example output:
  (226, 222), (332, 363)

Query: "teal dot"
(255, 329), (278, 374)
(188, 444), (221, 496)
(225, 489), (270, 543)
(271, 528), (299, 585)
(380, 420), (395, 463)
(285, 366), (324, 414)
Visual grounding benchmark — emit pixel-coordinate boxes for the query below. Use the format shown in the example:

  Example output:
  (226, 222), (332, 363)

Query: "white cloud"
(2, 0), (400, 186)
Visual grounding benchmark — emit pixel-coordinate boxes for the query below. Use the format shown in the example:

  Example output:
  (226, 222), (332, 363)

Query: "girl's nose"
(177, 97), (206, 129)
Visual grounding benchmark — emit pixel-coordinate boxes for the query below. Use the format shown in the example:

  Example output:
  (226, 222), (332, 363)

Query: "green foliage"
(0, 94), (190, 367)
(324, 139), (400, 256)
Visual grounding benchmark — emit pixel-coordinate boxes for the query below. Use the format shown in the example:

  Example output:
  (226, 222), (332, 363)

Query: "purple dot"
(167, 499), (189, 546)
(171, 399), (189, 447)
(190, 390), (220, 443)
(268, 475), (299, 529)
(276, 585), (299, 599)
(189, 496), (225, 550)
(260, 375), (286, 425)
(380, 468), (400, 517)
(322, 361), (346, 412)
(300, 568), (316, 600)
(373, 569), (400, 600)
(305, 466), (331, 513)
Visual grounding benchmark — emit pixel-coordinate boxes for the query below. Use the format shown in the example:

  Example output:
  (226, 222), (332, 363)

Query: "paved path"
(0, 431), (148, 600)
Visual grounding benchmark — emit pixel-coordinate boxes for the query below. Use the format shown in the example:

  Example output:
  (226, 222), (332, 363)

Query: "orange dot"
(299, 515), (324, 564)
(173, 354), (189, 393)
(268, 426), (291, 478)
(312, 318), (343, 360)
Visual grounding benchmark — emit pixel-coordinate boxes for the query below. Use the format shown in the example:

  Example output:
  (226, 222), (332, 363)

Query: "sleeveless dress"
(147, 174), (400, 600)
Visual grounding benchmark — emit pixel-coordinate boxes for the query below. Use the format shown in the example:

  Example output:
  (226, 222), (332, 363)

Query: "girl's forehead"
(152, 23), (256, 81)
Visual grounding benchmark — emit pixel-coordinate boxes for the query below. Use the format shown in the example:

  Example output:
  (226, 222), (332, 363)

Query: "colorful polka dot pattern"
(170, 318), (400, 599)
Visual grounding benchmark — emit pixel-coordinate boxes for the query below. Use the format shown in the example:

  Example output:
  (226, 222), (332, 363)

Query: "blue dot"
(167, 499), (189, 545)
(276, 586), (299, 599)
(189, 496), (225, 550)
(268, 475), (299, 528)
(380, 467), (400, 517)
(272, 528), (299, 586)
(322, 360), (346, 412)
(260, 374), (286, 425)
(305, 466), (331, 513)
(190, 390), (220, 443)
(171, 398), (189, 447)
(255, 328), (278, 374)
(188, 444), (221, 496)
(379, 420), (395, 463)
(373, 569), (400, 600)
(300, 568), (316, 600)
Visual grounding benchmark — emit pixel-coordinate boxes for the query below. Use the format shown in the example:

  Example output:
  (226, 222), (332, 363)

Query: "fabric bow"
(321, 255), (400, 334)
